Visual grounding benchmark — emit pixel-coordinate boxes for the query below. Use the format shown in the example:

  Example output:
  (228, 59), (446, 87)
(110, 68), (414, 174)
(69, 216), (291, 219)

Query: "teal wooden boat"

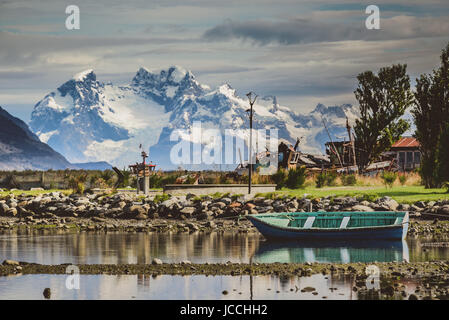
(246, 211), (409, 240)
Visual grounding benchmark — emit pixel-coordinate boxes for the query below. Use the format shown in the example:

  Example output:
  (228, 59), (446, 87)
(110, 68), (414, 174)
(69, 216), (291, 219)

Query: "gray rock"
(380, 199), (399, 211)
(211, 202), (226, 209)
(351, 205), (374, 212)
(0, 203), (9, 215)
(221, 198), (232, 205)
(152, 258), (163, 265)
(180, 207), (196, 216)
(185, 193), (197, 200)
(6, 208), (18, 216)
(43, 288), (51, 299)
(438, 205), (449, 215)
(3, 259), (19, 266)
(415, 201), (426, 208)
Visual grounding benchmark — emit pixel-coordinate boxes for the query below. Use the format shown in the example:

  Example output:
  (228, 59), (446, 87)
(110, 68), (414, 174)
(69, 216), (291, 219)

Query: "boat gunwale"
(247, 211), (408, 233)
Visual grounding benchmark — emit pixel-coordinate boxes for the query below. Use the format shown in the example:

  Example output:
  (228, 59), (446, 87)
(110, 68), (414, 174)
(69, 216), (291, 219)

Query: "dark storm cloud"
(203, 19), (363, 45)
(203, 16), (449, 45)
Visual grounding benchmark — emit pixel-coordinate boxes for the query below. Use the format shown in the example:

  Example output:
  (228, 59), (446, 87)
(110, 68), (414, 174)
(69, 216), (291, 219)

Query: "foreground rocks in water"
(43, 288), (51, 299)
(2, 259), (19, 266)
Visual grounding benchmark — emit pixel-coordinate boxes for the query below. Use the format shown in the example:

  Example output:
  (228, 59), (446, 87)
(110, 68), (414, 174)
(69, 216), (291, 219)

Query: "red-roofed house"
(391, 137), (421, 171)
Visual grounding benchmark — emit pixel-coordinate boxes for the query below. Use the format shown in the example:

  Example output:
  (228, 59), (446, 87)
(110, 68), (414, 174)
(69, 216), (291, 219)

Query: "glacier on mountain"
(29, 66), (359, 169)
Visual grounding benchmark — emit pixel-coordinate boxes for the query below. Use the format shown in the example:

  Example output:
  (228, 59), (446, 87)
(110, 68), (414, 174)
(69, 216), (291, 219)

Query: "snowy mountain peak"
(131, 66), (205, 111)
(72, 69), (95, 82)
(132, 65), (194, 86)
(29, 66), (360, 168)
(217, 83), (236, 97)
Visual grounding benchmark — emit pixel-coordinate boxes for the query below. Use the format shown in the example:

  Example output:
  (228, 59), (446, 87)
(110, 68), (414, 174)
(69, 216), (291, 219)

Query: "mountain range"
(28, 66), (360, 170)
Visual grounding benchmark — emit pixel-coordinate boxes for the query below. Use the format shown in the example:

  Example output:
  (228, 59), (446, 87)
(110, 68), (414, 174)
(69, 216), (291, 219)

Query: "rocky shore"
(1, 191), (449, 233)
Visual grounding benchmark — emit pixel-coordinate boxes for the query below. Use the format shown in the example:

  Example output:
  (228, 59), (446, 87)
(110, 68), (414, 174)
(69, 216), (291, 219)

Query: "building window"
(406, 152), (413, 163)
(414, 151), (421, 164)
(399, 152), (405, 164)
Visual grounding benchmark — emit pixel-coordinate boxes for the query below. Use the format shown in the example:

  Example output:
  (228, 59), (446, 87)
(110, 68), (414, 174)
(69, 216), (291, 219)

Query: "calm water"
(0, 273), (374, 300)
(0, 230), (448, 265)
(0, 230), (443, 300)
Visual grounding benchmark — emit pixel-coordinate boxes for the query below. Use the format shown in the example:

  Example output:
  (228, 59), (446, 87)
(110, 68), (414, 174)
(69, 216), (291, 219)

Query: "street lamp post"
(246, 92), (257, 194)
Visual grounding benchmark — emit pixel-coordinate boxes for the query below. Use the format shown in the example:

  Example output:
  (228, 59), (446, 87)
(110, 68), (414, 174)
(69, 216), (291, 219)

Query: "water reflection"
(0, 273), (357, 300)
(1, 229), (449, 265)
(0, 230), (259, 264)
(253, 240), (409, 264)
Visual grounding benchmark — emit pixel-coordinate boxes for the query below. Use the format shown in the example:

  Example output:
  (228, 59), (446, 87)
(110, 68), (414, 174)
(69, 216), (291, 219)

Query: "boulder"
(383, 199), (399, 211)
(220, 198), (232, 205)
(6, 207), (18, 216)
(351, 205), (374, 212)
(414, 201), (426, 208)
(438, 205), (449, 215)
(229, 202), (241, 208)
(179, 207), (196, 216)
(2, 259), (19, 266)
(185, 193), (197, 200)
(0, 203), (9, 215)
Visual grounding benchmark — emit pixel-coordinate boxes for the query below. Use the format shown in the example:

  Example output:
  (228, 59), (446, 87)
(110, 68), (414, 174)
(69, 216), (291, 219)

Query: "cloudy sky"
(1, 0), (449, 122)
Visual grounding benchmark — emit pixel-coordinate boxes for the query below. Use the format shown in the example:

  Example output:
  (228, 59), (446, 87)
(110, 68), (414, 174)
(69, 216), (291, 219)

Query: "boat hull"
(247, 215), (408, 241)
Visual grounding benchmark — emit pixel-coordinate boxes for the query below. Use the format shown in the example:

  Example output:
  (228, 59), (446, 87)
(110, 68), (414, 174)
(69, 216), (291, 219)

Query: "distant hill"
(0, 106), (73, 170)
(72, 161), (112, 170)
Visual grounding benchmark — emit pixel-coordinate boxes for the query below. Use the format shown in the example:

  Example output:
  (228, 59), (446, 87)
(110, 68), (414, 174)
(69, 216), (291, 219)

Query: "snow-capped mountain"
(29, 66), (359, 169)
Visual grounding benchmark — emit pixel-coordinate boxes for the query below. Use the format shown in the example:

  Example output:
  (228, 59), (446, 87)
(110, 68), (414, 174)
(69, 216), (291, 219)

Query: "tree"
(354, 64), (413, 172)
(412, 43), (449, 188)
(436, 123), (449, 185)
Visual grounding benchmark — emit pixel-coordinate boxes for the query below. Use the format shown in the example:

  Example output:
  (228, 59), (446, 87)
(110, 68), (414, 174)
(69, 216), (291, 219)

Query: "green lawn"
(272, 185), (449, 203)
(0, 189), (71, 197)
(2, 186), (449, 203)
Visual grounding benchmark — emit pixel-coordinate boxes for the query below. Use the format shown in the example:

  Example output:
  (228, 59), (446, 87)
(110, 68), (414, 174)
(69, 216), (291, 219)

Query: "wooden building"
(390, 137), (421, 171)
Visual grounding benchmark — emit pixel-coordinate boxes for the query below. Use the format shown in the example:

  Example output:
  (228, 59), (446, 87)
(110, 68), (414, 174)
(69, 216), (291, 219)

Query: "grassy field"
(0, 189), (72, 197)
(271, 185), (449, 203)
(1, 185), (449, 203)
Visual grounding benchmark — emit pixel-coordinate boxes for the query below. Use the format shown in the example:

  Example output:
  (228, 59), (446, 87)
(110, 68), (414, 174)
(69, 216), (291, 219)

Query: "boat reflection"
(253, 239), (409, 264)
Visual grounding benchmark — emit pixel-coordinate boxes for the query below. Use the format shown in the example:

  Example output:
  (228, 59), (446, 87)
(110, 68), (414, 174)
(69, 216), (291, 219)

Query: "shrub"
(315, 171), (337, 188)
(76, 182), (85, 194)
(272, 169), (287, 189)
(398, 174), (407, 186)
(341, 174), (357, 186)
(68, 174), (87, 194)
(286, 166), (306, 189)
(381, 171), (397, 188)
(325, 171), (337, 186)
(443, 182), (449, 193)
(153, 193), (171, 203)
(316, 172), (327, 188)
(357, 194), (379, 202)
